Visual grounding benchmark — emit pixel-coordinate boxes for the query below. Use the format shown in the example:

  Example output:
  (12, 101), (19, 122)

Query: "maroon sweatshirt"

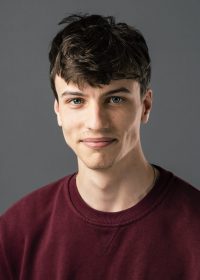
(0, 165), (200, 280)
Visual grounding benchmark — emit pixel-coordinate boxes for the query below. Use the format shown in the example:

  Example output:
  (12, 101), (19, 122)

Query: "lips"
(82, 137), (116, 142)
(81, 137), (117, 148)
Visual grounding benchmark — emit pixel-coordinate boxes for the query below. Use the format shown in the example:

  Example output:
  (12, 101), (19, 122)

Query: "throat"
(76, 164), (157, 212)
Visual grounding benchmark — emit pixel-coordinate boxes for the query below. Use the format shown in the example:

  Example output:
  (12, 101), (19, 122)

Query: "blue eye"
(109, 96), (124, 103)
(70, 98), (83, 104)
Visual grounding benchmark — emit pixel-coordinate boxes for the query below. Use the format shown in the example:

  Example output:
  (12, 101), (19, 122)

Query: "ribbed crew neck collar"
(67, 165), (173, 227)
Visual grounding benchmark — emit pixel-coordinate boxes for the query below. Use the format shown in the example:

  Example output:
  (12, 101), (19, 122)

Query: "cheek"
(62, 120), (75, 137)
(121, 110), (142, 139)
(60, 109), (76, 129)
(60, 112), (81, 143)
(119, 109), (139, 128)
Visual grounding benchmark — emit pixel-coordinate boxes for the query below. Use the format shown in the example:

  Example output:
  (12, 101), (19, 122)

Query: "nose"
(85, 102), (110, 130)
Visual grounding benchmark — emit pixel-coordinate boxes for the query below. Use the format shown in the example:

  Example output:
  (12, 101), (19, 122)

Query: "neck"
(76, 147), (157, 212)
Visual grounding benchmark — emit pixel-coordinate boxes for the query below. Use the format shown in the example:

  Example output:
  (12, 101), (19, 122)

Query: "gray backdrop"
(0, 0), (199, 214)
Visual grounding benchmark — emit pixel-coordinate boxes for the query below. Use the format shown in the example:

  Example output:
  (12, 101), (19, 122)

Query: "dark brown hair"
(49, 14), (151, 100)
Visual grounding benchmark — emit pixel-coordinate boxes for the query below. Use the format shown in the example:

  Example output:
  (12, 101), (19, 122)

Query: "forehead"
(55, 75), (140, 97)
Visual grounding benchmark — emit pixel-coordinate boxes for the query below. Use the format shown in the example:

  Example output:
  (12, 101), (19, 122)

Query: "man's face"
(54, 75), (152, 170)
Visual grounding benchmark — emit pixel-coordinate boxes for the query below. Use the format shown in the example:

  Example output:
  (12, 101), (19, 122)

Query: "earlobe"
(141, 111), (150, 123)
(141, 89), (153, 124)
(54, 99), (62, 127)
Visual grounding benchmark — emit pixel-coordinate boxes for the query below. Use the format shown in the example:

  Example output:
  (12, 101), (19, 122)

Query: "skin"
(54, 74), (158, 212)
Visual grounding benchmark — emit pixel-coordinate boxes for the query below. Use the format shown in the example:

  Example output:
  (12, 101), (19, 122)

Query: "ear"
(141, 89), (153, 124)
(54, 99), (62, 127)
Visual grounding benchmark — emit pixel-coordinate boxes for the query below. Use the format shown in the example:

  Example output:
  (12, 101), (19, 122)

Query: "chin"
(88, 165), (113, 171)
(81, 158), (116, 170)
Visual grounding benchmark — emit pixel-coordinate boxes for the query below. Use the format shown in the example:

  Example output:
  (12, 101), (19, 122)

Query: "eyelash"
(66, 96), (126, 105)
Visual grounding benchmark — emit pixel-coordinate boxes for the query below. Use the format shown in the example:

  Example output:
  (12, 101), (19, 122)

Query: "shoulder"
(168, 169), (200, 202)
(172, 174), (200, 215)
(156, 165), (200, 216)
(0, 173), (75, 231)
(0, 173), (76, 278)
(156, 164), (199, 195)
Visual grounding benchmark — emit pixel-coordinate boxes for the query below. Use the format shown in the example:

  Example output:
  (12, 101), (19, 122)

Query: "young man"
(0, 14), (200, 279)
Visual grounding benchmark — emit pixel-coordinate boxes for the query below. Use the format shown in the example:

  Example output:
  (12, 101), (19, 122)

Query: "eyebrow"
(61, 87), (131, 98)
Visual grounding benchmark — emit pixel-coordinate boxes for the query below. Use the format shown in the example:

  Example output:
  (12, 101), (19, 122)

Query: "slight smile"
(81, 138), (117, 148)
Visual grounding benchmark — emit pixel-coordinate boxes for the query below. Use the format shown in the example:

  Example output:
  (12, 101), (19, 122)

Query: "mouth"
(81, 138), (117, 149)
